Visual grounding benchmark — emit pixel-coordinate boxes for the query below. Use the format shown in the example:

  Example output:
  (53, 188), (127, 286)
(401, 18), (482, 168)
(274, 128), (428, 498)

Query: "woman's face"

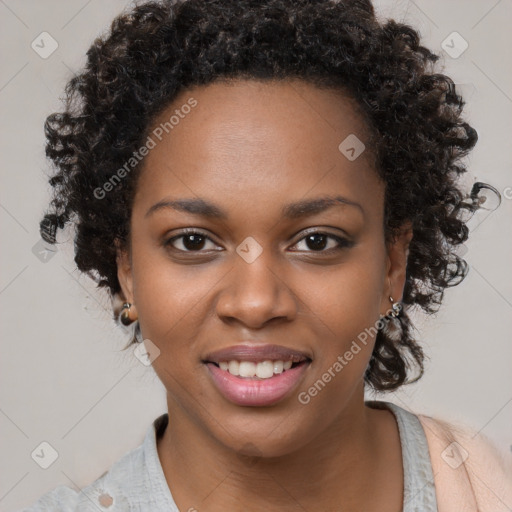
(117, 79), (411, 456)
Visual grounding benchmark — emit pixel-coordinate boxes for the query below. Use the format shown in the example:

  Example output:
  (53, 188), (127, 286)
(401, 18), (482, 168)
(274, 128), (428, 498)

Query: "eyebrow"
(145, 195), (364, 220)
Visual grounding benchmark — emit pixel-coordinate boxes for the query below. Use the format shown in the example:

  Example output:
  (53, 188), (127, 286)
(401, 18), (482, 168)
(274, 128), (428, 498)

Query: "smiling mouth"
(202, 343), (312, 405)
(207, 359), (310, 380)
(204, 358), (312, 407)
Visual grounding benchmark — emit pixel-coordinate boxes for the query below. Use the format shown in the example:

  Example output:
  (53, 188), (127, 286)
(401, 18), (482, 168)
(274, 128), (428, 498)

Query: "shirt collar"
(141, 413), (180, 510)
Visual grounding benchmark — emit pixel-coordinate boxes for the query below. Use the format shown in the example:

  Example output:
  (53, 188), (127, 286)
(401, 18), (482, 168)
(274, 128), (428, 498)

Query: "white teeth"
(217, 359), (300, 379)
(239, 361), (256, 377)
(256, 360), (274, 379)
(273, 361), (284, 374)
(228, 360), (240, 376)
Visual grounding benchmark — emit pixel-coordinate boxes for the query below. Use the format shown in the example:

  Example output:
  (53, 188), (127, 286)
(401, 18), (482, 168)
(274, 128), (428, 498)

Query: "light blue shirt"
(21, 401), (437, 511)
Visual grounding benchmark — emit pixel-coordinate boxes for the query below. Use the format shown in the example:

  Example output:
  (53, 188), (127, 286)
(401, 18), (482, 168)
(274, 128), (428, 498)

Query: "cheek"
(296, 255), (385, 393)
(136, 291), (203, 354)
(130, 247), (222, 363)
(304, 256), (385, 341)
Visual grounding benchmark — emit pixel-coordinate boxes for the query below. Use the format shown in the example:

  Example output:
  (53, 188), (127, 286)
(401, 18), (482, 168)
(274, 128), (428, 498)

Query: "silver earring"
(389, 296), (402, 318)
(119, 302), (133, 326)
(134, 321), (144, 343)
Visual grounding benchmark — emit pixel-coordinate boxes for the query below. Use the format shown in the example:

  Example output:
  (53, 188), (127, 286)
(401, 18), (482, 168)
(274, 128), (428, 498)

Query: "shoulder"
(20, 437), (146, 511)
(418, 413), (512, 512)
(17, 484), (79, 512)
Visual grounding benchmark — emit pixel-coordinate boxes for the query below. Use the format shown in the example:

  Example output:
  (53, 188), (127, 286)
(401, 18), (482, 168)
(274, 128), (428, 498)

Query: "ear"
(381, 221), (413, 313)
(115, 238), (134, 303)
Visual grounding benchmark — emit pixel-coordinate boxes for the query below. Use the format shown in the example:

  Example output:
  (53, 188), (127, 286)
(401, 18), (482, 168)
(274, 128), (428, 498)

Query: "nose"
(215, 249), (298, 329)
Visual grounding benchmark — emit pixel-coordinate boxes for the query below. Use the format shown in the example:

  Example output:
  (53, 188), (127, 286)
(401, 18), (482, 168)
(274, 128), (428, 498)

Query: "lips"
(203, 343), (312, 364)
(203, 343), (312, 407)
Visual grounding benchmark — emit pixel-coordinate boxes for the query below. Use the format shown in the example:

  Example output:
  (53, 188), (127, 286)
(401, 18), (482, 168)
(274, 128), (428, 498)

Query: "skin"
(117, 79), (412, 511)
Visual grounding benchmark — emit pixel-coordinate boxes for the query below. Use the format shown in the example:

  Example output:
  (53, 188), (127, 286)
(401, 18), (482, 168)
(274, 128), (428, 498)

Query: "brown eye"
(291, 232), (353, 253)
(164, 231), (219, 252)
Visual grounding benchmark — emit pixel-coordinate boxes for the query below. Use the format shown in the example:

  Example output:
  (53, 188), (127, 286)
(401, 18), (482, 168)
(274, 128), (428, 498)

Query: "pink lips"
(203, 343), (312, 407)
(204, 343), (311, 364)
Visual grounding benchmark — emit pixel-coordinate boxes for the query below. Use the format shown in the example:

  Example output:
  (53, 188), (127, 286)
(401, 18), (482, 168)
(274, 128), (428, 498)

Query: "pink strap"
(419, 414), (512, 512)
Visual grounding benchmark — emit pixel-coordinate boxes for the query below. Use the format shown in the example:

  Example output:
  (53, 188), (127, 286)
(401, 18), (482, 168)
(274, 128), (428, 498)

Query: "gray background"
(1, 0), (511, 510)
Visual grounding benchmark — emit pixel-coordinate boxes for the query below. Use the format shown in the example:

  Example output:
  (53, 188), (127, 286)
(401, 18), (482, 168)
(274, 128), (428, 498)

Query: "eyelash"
(164, 229), (353, 254)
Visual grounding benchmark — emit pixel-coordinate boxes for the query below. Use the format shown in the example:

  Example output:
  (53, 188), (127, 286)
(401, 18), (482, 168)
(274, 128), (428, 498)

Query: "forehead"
(133, 79), (383, 223)
(147, 78), (372, 162)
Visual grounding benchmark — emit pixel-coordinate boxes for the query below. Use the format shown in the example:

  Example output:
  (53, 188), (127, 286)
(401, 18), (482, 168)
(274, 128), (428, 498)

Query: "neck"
(156, 387), (399, 511)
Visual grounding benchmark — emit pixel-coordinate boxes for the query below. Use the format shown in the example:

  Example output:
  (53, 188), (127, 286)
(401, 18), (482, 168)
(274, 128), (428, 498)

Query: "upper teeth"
(218, 360), (293, 379)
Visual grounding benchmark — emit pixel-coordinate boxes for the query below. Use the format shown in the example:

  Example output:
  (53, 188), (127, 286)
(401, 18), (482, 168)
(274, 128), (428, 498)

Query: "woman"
(25, 0), (511, 510)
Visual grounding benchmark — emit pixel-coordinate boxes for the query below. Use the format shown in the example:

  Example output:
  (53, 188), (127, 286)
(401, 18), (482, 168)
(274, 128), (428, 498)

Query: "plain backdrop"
(1, 0), (511, 510)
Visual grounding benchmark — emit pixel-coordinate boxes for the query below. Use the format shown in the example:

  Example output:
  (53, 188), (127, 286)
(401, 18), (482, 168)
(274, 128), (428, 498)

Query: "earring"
(119, 302), (134, 326)
(134, 321), (144, 343)
(389, 296), (402, 318)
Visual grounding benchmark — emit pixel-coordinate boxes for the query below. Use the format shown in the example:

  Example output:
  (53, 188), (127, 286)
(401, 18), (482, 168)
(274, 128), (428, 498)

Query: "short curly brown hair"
(39, 0), (500, 391)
